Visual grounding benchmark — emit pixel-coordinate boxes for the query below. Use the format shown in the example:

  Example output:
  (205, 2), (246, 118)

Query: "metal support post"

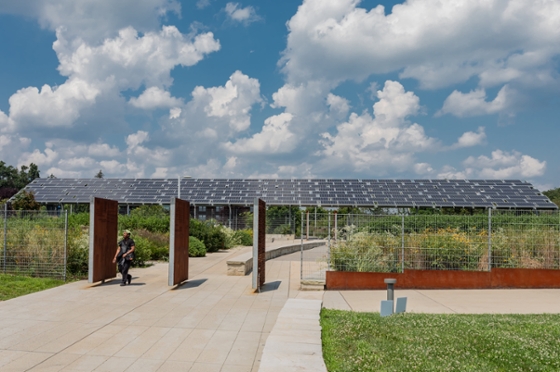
(385, 278), (396, 301)
(64, 210), (68, 281)
(327, 211), (331, 270)
(334, 211), (338, 241)
(228, 205), (232, 229)
(401, 214), (405, 273)
(488, 208), (492, 271)
(314, 207), (316, 235)
(300, 212), (304, 280)
(306, 210), (309, 240)
(3, 204), (7, 274)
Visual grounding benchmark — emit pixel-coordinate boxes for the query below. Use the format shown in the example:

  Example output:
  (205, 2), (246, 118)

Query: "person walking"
(113, 229), (135, 286)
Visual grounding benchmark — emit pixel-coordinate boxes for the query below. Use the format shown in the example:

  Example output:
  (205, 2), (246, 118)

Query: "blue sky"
(0, 0), (559, 190)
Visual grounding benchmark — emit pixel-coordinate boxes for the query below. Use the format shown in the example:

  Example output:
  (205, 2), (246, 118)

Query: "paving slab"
(0, 246), (310, 372)
(259, 296), (326, 372)
(324, 288), (560, 314)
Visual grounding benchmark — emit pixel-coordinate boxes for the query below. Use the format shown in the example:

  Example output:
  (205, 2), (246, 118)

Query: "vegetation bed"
(0, 274), (65, 301)
(321, 309), (560, 371)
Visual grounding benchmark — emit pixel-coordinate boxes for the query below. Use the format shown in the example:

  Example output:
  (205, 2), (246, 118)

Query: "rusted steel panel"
(326, 271), (402, 290)
(326, 269), (560, 290)
(403, 269), (491, 289)
(89, 197), (118, 283)
(491, 268), (560, 288)
(169, 198), (190, 286)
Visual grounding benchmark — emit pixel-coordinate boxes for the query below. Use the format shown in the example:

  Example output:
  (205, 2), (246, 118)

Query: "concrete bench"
(227, 240), (326, 276)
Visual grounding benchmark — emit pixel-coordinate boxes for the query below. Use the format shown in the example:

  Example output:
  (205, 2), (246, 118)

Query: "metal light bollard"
(381, 278), (407, 316)
(384, 278), (396, 301)
(380, 278), (396, 317)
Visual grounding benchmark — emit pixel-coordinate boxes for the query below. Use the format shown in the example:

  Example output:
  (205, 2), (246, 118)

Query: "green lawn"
(0, 274), (66, 301)
(321, 309), (560, 371)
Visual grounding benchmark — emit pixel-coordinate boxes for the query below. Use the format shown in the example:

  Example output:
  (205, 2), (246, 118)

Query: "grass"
(0, 274), (66, 301)
(321, 309), (560, 371)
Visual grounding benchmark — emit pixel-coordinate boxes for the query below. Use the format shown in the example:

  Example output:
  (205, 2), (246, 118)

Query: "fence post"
(300, 211), (304, 280)
(401, 213), (405, 273)
(488, 208), (492, 271)
(314, 207), (317, 235)
(3, 204), (6, 274)
(306, 210), (309, 240)
(64, 210), (68, 281)
(334, 211), (338, 241)
(327, 211), (331, 271)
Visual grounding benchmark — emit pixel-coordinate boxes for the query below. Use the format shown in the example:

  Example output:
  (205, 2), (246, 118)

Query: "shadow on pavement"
(172, 278), (208, 290)
(259, 280), (282, 293)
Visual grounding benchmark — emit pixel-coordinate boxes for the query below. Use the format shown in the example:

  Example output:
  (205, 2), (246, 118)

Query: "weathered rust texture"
(89, 197), (118, 283)
(171, 198), (190, 286)
(258, 198), (266, 287)
(491, 268), (560, 288)
(326, 268), (560, 290)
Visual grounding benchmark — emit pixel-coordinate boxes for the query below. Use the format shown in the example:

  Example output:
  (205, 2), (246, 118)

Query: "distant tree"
(130, 204), (168, 218)
(18, 163), (40, 187)
(0, 161), (40, 198)
(94, 169), (104, 178)
(48, 174), (56, 179)
(543, 188), (560, 207)
(0, 161), (19, 188)
(12, 190), (41, 210)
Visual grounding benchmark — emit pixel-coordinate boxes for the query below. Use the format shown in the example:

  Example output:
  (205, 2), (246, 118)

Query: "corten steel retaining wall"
(88, 197), (118, 283)
(169, 198), (190, 286)
(326, 269), (560, 290)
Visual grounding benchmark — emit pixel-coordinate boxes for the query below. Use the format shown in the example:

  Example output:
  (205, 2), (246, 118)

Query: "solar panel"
(18, 178), (558, 210)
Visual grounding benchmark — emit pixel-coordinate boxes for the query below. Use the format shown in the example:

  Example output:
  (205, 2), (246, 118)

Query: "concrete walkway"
(323, 288), (560, 314)
(0, 246), (320, 372)
(4, 240), (560, 372)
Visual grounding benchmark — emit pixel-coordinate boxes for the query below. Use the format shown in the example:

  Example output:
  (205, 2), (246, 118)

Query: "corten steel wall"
(169, 198), (190, 286)
(88, 197), (118, 283)
(258, 198), (266, 287)
(326, 269), (560, 290)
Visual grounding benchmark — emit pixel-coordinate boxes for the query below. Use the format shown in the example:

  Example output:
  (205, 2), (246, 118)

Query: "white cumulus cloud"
(0, 0), (181, 44)
(320, 81), (438, 173)
(437, 86), (513, 118)
(224, 3), (260, 25)
(223, 113), (296, 154)
(189, 70), (262, 132)
(129, 87), (183, 109)
(281, 0), (560, 92)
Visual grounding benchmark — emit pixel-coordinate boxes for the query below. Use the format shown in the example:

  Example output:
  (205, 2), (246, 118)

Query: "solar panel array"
(20, 178), (557, 209)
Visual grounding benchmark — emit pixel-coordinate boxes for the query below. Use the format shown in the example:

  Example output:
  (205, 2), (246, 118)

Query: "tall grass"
(331, 225), (560, 272)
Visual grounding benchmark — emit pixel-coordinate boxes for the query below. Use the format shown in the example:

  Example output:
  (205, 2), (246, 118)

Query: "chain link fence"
(329, 210), (560, 276)
(0, 209), (68, 280)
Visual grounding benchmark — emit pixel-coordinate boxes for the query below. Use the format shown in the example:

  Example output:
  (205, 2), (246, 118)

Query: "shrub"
(66, 228), (89, 277)
(130, 205), (169, 218)
(330, 232), (397, 272)
(189, 219), (227, 252)
(272, 224), (292, 235)
(68, 213), (90, 228)
(134, 229), (169, 261)
(119, 214), (170, 233)
(130, 235), (152, 267)
(189, 236), (206, 257)
(12, 191), (41, 210)
(233, 229), (253, 246)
